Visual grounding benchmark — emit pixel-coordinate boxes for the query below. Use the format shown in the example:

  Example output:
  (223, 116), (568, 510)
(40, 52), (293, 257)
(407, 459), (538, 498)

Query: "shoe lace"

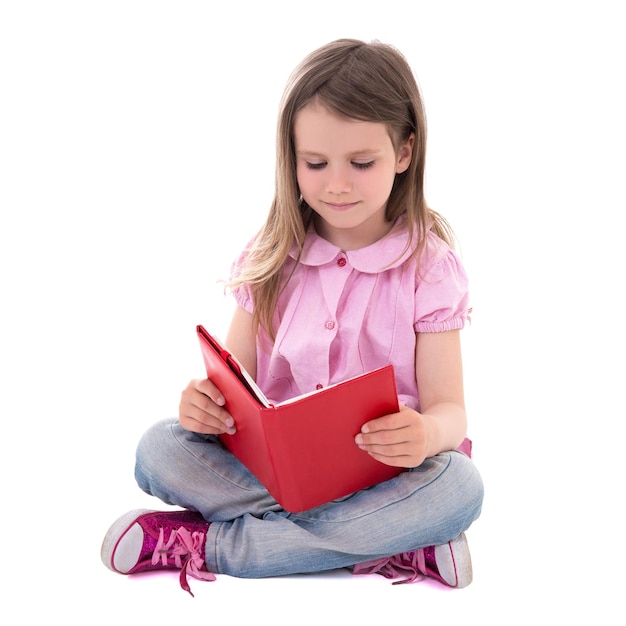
(152, 526), (216, 596)
(352, 550), (426, 585)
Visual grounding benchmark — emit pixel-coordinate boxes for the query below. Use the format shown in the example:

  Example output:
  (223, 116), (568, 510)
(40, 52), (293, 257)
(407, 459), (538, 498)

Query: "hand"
(179, 378), (236, 435)
(354, 405), (429, 468)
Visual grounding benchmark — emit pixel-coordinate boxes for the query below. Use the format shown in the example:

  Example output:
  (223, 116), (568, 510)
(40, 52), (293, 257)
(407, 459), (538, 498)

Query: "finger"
(182, 402), (235, 433)
(190, 390), (232, 423)
(193, 378), (226, 407)
(360, 411), (406, 434)
(367, 449), (422, 468)
(356, 439), (411, 458)
(180, 386), (235, 434)
(355, 426), (411, 447)
(361, 437), (427, 467)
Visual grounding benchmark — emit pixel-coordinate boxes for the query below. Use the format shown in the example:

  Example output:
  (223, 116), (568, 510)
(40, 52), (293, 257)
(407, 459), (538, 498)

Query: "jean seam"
(170, 422), (264, 494)
(290, 451), (454, 523)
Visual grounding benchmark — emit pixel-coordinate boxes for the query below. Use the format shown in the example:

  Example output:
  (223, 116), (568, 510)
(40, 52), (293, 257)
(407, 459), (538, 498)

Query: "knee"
(450, 451), (484, 529)
(134, 418), (177, 494)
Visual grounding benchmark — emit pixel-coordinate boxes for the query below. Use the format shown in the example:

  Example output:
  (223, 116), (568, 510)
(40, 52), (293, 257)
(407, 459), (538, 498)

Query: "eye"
(305, 162), (326, 170)
(352, 161), (374, 170)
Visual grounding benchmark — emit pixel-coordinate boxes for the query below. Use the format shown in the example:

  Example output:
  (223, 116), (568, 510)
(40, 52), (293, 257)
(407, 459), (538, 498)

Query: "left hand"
(354, 405), (429, 468)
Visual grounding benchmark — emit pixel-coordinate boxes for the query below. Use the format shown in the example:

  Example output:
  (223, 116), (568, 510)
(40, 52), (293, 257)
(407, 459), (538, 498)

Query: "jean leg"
(134, 418), (282, 520)
(134, 419), (483, 579)
(207, 450), (483, 578)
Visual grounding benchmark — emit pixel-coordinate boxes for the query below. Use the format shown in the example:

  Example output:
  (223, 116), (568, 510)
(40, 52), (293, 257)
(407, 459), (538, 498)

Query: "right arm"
(178, 306), (257, 435)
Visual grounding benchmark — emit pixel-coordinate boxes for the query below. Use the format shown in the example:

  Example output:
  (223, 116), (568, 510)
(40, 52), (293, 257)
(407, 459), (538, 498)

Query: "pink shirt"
(233, 218), (470, 411)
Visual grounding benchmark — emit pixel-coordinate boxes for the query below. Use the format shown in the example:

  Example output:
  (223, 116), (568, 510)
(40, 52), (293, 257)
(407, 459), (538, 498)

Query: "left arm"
(355, 330), (467, 467)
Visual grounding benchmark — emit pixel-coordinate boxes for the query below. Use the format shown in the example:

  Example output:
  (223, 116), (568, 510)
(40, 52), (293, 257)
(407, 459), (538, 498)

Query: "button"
(337, 257), (347, 267)
(315, 383), (323, 390)
(325, 321), (335, 330)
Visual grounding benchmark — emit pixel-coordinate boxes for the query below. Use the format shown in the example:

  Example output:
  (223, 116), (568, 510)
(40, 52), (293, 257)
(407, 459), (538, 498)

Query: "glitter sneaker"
(101, 509), (215, 596)
(352, 532), (473, 588)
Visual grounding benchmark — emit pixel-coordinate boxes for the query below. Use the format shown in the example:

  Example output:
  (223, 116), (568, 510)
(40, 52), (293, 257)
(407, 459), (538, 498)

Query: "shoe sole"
(101, 509), (152, 573)
(435, 532), (473, 588)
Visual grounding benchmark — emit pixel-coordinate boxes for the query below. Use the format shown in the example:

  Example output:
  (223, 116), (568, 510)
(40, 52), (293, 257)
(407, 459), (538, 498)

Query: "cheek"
(361, 172), (394, 200)
(296, 165), (315, 194)
(378, 168), (400, 197)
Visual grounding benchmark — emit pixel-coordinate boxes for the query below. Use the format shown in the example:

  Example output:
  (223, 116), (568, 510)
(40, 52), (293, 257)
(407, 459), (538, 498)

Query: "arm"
(179, 306), (257, 435)
(224, 305), (258, 381)
(355, 330), (467, 467)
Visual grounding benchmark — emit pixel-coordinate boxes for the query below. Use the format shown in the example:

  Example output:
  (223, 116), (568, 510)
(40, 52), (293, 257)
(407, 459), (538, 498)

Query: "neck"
(314, 214), (394, 251)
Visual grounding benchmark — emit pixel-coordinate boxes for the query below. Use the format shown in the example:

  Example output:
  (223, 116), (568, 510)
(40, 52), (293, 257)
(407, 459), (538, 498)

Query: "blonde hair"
(230, 38), (455, 337)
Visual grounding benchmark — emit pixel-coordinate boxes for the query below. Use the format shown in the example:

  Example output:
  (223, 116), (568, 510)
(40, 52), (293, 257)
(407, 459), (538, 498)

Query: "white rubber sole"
(434, 532), (473, 588)
(100, 509), (152, 574)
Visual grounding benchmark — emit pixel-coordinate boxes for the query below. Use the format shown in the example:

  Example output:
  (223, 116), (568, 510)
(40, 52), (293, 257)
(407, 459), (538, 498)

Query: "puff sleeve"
(413, 242), (471, 333)
(230, 249), (255, 314)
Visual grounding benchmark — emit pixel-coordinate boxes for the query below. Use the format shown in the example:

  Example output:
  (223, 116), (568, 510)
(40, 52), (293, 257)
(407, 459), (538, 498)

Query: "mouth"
(324, 201), (358, 211)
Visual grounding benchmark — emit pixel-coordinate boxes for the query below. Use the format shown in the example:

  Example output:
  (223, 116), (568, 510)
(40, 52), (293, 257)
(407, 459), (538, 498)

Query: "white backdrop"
(1, 1), (623, 622)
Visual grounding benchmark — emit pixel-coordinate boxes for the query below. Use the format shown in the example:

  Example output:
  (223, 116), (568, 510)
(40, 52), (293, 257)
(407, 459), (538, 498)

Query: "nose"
(325, 165), (352, 195)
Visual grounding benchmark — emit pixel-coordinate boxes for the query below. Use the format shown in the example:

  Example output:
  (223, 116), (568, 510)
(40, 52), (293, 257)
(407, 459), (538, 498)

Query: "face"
(294, 101), (413, 250)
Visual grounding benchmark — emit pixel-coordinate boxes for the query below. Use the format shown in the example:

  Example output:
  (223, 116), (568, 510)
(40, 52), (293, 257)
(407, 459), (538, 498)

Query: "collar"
(288, 217), (416, 274)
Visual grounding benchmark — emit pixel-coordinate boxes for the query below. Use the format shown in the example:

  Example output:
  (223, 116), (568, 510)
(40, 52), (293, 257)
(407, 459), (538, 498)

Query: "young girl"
(101, 38), (484, 596)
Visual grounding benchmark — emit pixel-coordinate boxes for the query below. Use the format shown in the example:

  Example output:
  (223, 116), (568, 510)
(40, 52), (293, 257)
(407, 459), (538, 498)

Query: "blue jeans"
(135, 418), (484, 578)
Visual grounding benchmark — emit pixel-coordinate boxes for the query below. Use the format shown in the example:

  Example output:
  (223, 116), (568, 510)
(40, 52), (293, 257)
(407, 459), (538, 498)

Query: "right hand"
(179, 378), (236, 435)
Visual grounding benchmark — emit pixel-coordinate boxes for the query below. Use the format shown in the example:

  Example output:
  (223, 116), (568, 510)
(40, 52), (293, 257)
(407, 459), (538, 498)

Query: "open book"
(197, 325), (404, 512)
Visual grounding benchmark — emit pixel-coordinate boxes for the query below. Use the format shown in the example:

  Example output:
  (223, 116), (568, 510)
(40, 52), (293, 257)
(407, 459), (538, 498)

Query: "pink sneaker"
(352, 532), (473, 588)
(101, 509), (216, 596)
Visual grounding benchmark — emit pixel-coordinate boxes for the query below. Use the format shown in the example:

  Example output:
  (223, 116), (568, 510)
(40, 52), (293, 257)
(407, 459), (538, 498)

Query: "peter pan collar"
(288, 217), (416, 274)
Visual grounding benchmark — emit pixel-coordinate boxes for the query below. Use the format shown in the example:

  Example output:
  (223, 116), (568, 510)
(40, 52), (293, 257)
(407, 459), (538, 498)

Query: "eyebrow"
(296, 149), (384, 159)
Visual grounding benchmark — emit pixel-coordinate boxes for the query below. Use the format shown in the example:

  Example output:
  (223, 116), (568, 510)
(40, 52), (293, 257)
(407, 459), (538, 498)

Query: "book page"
(274, 369), (385, 406)
(200, 327), (394, 411)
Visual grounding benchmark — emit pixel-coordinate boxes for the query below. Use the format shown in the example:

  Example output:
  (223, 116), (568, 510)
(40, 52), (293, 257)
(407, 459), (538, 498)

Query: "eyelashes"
(305, 161), (374, 170)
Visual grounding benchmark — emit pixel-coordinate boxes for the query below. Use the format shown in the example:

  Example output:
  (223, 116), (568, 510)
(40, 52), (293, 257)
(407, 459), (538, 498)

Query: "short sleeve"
(230, 249), (255, 314)
(414, 242), (471, 333)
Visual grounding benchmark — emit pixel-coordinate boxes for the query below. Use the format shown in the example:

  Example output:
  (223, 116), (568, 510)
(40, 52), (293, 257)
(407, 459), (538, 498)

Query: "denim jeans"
(134, 418), (484, 578)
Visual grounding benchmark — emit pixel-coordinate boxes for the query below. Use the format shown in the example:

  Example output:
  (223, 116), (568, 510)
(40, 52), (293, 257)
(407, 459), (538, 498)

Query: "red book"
(197, 325), (404, 512)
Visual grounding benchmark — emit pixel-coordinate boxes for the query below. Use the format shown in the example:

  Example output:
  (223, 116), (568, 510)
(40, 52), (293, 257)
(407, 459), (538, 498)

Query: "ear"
(395, 133), (414, 174)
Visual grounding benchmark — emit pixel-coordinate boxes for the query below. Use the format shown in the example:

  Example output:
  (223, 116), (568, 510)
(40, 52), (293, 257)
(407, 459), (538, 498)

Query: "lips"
(324, 201), (358, 210)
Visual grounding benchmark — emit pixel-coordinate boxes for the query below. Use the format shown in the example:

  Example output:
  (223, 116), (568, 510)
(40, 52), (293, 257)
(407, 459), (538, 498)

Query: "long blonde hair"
(229, 38), (455, 337)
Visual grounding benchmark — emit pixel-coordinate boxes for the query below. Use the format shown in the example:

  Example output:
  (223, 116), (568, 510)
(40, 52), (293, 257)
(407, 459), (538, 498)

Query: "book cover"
(197, 325), (404, 512)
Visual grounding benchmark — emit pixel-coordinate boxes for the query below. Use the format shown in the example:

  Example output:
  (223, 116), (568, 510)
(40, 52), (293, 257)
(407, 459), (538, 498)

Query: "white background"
(1, 1), (623, 622)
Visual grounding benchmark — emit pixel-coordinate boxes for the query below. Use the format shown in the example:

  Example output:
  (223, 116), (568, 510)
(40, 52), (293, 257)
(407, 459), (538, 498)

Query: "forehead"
(293, 102), (394, 153)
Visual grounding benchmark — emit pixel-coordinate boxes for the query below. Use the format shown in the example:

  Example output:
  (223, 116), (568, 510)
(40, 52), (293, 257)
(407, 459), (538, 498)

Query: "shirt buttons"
(337, 257), (347, 267)
(325, 321), (335, 330)
(315, 383), (323, 390)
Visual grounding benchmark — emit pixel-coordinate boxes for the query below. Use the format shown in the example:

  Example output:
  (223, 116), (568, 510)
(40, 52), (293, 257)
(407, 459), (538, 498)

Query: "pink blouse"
(233, 218), (470, 410)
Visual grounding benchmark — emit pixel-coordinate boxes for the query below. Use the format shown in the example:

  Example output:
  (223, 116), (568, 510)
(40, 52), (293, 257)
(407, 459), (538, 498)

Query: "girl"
(101, 38), (484, 596)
